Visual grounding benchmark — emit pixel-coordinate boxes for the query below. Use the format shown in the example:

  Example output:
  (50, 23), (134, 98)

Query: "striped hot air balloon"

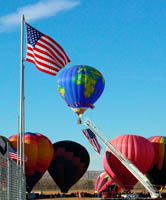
(95, 172), (121, 193)
(9, 132), (54, 192)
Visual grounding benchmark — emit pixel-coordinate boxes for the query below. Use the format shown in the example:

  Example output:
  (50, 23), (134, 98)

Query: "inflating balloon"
(48, 140), (90, 193)
(9, 132), (54, 192)
(57, 65), (105, 123)
(146, 136), (166, 186)
(95, 172), (121, 193)
(103, 134), (154, 190)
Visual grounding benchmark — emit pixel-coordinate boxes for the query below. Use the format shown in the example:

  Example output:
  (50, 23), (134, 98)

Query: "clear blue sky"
(0, 0), (166, 170)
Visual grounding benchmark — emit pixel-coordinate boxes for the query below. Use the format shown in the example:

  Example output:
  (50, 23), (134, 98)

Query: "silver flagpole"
(20, 14), (25, 199)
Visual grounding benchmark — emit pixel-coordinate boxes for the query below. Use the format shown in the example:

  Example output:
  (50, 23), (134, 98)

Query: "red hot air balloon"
(9, 132), (54, 192)
(95, 172), (121, 193)
(146, 136), (166, 186)
(103, 134), (154, 190)
(48, 140), (90, 193)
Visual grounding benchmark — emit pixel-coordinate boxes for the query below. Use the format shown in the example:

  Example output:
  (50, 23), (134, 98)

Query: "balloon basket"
(77, 119), (82, 124)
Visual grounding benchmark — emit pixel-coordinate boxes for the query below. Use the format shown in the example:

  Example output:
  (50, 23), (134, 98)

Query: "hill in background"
(33, 170), (103, 192)
(33, 170), (146, 192)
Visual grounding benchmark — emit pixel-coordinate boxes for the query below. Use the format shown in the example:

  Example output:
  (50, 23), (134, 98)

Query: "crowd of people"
(27, 191), (96, 199)
(26, 190), (160, 200)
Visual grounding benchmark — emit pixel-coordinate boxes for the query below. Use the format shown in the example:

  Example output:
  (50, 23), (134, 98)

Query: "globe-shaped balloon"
(57, 65), (105, 123)
(48, 140), (90, 193)
(103, 134), (154, 190)
(146, 136), (166, 187)
(9, 132), (54, 192)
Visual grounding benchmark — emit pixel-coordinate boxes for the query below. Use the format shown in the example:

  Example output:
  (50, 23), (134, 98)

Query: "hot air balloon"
(9, 132), (54, 192)
(48, 140), (90, 193)
(103, 134), (154, 190)
(57, 65), (105, 123)
(0, 136), (11, 156)
(146, 136), (166, 187)
(95, 172), (121, 193)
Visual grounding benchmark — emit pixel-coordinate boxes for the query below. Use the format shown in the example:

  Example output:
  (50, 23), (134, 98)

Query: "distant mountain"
(43, 170), (103, 181)
(82, 170), (103, 180)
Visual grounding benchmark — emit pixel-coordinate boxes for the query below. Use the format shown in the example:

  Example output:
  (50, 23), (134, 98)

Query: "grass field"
(33, 189), (97, 200)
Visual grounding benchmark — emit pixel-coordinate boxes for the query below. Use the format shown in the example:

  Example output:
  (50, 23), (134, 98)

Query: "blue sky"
(0, 0), (166, 171)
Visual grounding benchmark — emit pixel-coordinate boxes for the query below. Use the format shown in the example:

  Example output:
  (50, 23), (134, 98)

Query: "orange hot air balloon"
(9, 132), (54, 192)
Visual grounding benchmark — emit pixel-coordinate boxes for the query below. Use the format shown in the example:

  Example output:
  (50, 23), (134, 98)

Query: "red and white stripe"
(82, 129), (102, 154)
(26, 34), (70, 76)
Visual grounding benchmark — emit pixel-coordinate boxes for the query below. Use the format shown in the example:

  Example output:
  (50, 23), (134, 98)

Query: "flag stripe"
(26, 23), (70, 76)
(44, 34), (70, 63)
(27, 51), (60, 69)
(26, 57), (58, 76)
(26, 42), (64, 74)
(9, 153), (21, 160)
(82, 129), (102, 154)
(9, 147), (27, 161)
(41, 35), (70, 65)
(26, 55), (59, 72)
(26, 45), (65, 75)
(27, 46), (61, 70)
(27, 44), (63, 67)
(36, 38), (66, 67)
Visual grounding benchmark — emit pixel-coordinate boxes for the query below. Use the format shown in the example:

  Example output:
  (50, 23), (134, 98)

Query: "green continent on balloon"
(57, 84), (65, 99)
(74, 67), (102, 98)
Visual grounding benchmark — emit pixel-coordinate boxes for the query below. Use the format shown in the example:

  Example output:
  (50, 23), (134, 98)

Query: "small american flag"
(9, 147), (27, 161)
(82, 129), (102, 154)
(25, 23), (70, 76)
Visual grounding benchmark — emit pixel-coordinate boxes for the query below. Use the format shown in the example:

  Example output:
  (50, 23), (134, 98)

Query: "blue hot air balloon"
(57, 65), (105, 123)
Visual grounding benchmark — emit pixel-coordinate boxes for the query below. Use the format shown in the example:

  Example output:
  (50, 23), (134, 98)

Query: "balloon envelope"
(57, 65), (105, 122)
(95, 172), (121, 193)
(0, 135), (11, 156)
(103, 134), (154, 190)
(146, 136), (166, 186)
(9, 132), (54, 192)
(48, 140), (90, 193)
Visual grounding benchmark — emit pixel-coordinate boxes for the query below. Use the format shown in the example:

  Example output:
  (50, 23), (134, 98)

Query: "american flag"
(25, 23), (70, 76)
(82, 129), (102, 154)
(9, 146), (27, 161)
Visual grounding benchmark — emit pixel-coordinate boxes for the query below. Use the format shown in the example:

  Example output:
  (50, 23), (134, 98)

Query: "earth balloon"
(57, 65), (105, 123)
